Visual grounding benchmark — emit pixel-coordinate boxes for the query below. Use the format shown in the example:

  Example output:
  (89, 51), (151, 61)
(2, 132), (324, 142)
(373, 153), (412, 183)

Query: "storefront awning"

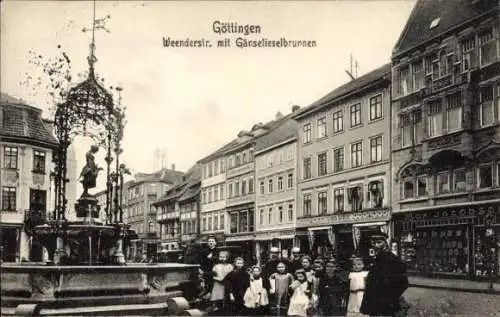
(225, 234), (255, 242)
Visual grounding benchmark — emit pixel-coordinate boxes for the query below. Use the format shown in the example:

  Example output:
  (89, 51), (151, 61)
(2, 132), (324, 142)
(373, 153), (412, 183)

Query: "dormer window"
(430, 17), (440, 29)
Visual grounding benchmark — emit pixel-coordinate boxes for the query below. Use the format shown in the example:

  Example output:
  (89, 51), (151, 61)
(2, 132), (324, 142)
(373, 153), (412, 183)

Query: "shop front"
(393, 202), (500, 280)
(296, 209), (391, 265)
(225, 233), (255, 264)
(255, 229), (295, 264)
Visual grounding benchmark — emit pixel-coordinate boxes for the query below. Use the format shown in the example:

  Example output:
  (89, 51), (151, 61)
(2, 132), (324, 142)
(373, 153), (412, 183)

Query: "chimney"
(171, 164), (175, 171)
(276, 111), (284, 120)
(292, 105), (301, 112)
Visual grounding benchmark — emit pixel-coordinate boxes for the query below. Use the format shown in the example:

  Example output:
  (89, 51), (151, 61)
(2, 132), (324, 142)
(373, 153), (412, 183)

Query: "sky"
(1, 0), (415, 192)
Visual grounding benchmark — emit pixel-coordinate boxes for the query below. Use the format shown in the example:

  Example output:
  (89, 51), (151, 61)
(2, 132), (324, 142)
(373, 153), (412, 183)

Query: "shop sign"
(297, 209), (390, 228)
(399, 205), (499, 223)
(255, 230), (295, 240)
(226, 234), (255, 242)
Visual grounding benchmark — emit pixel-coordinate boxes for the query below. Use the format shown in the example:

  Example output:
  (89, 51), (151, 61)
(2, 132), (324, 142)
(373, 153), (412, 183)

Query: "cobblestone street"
(405, 287), (500, 317)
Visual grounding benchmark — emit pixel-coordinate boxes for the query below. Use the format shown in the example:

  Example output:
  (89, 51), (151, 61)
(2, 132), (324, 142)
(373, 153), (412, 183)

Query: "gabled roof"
(293, 63), (391, 120)
(254, 117), (298, 154)
(393, 0), (498, 58)
(131, 167), (185, 186)
(179, 181), (201, 202)
(1, 92), (58, 148)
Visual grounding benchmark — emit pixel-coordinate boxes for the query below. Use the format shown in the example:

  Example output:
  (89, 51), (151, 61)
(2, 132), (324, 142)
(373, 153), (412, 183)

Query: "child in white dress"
(288, 269), (314, 317)
(347, 255), (369, 317)
(244, 265), (271, 316)
(210, 250), (233, 311)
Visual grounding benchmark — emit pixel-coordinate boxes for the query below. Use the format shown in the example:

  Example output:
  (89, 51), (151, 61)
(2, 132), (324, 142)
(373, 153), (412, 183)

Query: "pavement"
(409, 276), (500, 294)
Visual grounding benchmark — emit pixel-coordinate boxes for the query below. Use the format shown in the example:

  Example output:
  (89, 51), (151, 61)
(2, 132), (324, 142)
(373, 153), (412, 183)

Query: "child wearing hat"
(347, 254), (369, 317)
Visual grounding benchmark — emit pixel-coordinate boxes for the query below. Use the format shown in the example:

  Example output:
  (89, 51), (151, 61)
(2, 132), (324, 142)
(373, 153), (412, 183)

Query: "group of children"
(204, 250), (370, 317)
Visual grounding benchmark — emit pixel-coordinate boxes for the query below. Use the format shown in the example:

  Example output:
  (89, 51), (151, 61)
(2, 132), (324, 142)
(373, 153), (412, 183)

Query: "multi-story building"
(0, 93), (58, 262)
(178, 165), (202, 245)
(293, 64), (392, 261)
(390, 0), (500, 279)
(254, 115), (299, 264)
(126, 165), (184, 260)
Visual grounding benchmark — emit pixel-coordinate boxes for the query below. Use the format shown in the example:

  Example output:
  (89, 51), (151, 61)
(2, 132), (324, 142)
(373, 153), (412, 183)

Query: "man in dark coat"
(289, 247), (302, 274)
(199, 236), (219, 299)
(318, 260), (348, 316)
(263, 247), (281, 278)
(360, 232), (409, 317)
(227, 257), (251, 314)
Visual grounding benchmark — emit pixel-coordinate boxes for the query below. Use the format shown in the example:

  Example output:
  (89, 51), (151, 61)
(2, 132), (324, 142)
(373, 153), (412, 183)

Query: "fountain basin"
(1, 262), (199, 316)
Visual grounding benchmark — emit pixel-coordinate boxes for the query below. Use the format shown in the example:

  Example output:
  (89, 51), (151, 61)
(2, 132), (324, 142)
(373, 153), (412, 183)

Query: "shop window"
(317, 117), (327, 139)
(478, 164), (493, 189)
(317, 191), (327, 215)
(368, 180), (384, 208)
(333, 188), (344, 213)
(318, 153), (327, 176)
(3, 146), (18, 169)
(479, 28), (496, 66)
(333, 110), (343, 133)
(454, 169), (466, 192)
(303, 194), (312, 217)
(437, 171), (450, 194)
(347, 185), (363, 212)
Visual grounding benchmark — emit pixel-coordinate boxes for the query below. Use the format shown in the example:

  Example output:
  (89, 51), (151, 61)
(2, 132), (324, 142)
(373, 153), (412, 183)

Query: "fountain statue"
(0, 2), (203, 316)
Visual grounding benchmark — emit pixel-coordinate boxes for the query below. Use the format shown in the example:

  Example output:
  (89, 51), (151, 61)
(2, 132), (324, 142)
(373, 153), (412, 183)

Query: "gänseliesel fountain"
(0, 2), (202, 316)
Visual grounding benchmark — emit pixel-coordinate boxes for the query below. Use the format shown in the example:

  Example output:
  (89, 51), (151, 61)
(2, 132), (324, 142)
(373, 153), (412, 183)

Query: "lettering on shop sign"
(401, 205), (499, 222)
(297, 209), (390, 227)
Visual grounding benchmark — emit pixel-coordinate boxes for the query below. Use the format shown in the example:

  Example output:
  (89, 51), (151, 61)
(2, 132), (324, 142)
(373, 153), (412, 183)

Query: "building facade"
(254, 117), (298, 264)
(0, 93), (58, 262)
(293, 64), (392, 261)
(391, 0), (500, 279)
(126, 166), (184, 260)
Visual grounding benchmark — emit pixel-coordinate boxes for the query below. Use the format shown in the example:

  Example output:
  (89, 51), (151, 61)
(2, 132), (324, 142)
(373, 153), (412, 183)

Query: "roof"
(179, 181), (201, 202)
(254, 117), (298, 154)
(393, 0), (498, 57)
(153, 181), (189, 205)
(293, 63), (391, 120)
(130, 167), (185, 187)
(1, 92), (58, 148)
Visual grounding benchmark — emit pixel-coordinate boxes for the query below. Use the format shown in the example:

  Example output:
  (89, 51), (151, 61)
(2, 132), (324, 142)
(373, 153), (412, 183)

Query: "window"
(347, 186), (363, 212)
(437, 171), (450, 194)
(267, 155), (274, 167)
(268, 179), (273, 193)
(268, 208), (272, 224)
(278, 206), (284, 223)
(478, 164), (493, 189)
(318, 191), (327, 215)
(303, 123), (312, 144)
(438, 51), (453, 77)
(369, 95), (383, 121)
(202, 189), (207, 204)
(259, 209), (264, 225)
(446, 93), (462, 132)
(333, 110), (343, 133)
(213, 214), (219, 230)
(461, 37), (477, 72)
(333, 147), (344, 172)
(208, 187), (213, 203)
(317, 117), (327, 139)
(480, 86), (494, 127)
(454, 169), (466, 192)
(350, 103), (361, 127)
(277, 176), (283, 191)
(428, 100), (443, 137)
(220, 159), (226, 172)
(230, 212), (238, 233)
(287, 173), (293, 188)
(220, 213), (224, 230)
(259, 180), (265, 195)
(368, 180), (384, 208)
(33, 150), (46, 173)
(370, 136), (382, 163)
(3, 146), (18, 169)
(249, 178), (254, 194)
(401, 110), (422, 146)
(288, 204), (293, 222)
(235, 182), (240, 196)
(498, 163), (500, 186)
(303, 157), (311, 179)
(228, 183), (233, 198)
(401, 166), (428, 199)
(241, 180), (247, 195)
(351, 142), (362, 168)
(318, 153), (327, 176)
(220, 184), (225, 199)
(333, 188), (344, 213)
(412, 60), (424, 91)
(2, 187), (16, 211)
(399, 65), (411, 95)
(214, 160), (219, 175)
(479, 28), (496, 66)
(303, 194), (312, 217)
(214, 186), (219, 201)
